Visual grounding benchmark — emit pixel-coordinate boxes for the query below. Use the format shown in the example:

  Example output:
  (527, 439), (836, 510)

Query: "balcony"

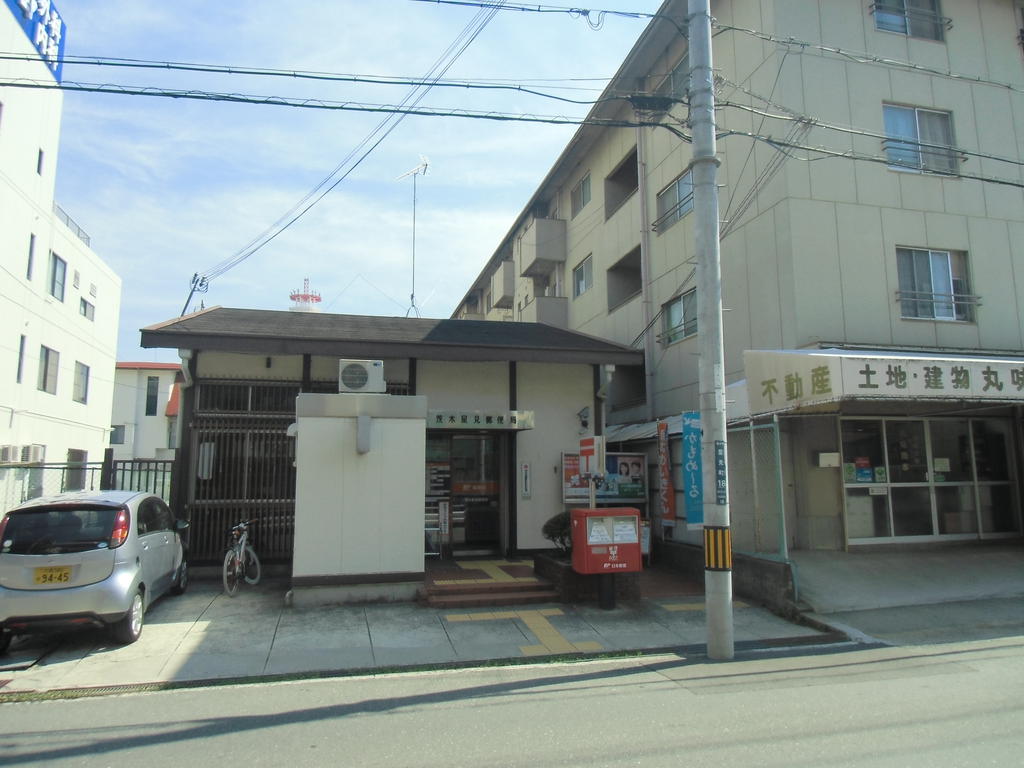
(519, 295), (568, 329)
(520, 218), (567, 278)
(489, 260), (515, 309)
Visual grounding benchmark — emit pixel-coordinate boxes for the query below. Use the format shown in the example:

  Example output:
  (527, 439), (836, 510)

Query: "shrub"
(541, 511), (572, 556)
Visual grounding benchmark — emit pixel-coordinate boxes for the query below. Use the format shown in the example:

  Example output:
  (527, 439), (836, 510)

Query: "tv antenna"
(396, 155), (429, 317)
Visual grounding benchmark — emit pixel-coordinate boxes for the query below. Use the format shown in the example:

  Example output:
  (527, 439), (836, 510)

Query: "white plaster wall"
(515, 362), (595, 550)
(292, 394), (426, 578)
(110, 367), (178, 460)
(416, 360), (509, 411)
(1, 11), (121, 465)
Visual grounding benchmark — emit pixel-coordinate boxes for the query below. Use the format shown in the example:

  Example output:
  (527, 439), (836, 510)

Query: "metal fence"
(0, 459), (173, 512)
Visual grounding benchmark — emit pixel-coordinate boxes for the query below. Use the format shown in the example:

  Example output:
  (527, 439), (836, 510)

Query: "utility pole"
(689, 0), (734, 660)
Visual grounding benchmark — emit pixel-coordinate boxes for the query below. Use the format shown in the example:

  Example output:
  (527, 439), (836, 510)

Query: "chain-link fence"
(0, 459), (173, 512)
(727, 421), (787, 556)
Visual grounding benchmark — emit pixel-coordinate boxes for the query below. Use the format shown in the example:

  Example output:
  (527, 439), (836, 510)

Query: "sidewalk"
(0, 565), (834, 696)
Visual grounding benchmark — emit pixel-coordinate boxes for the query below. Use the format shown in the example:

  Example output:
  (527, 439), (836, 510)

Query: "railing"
(870, 2), (952, 41)
(0, 458), (173, 511)
(896, 290), (980, 322)
(53, 203), (91, 246)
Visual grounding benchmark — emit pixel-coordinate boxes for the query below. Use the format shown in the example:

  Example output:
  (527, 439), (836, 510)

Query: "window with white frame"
(110, 425), (126, 445)
(896, 247), (974, 321)
(655, 171), (694, 231)
(872, 0), (947, 42)
(37, 345), (59, 395)
(662, 289), (697, 343)
(79, 298), (95, 321)
(570, 173), (591, 218)
(656, 54), (690, 101)
(572, 255), (593, 298)
(73, 361), (89, 404)
(48, 252), (67, 301)
(883, 104), (957, 174)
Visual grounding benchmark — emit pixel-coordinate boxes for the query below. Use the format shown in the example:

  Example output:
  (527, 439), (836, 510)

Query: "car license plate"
(34, 566), (72, 585)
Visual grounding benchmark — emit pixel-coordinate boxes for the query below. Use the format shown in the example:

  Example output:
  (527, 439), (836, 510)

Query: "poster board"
(562, 451), (647, 504)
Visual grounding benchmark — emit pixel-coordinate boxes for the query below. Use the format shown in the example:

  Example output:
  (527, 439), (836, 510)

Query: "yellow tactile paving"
(433, 577), (538, 586)
(449, 559), (539, 584)
(443, 607), (604, 656)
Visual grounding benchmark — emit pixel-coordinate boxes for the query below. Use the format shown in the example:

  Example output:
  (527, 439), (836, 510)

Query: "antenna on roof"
(396, 155), (429, 318)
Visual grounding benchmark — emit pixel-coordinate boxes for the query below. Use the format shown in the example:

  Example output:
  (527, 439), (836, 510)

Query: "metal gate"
(727, 420), (788, 557)
(187, 381), (298, 562)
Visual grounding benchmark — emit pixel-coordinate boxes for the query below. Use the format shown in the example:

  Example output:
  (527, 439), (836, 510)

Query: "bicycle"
(222, 520), (261, 596)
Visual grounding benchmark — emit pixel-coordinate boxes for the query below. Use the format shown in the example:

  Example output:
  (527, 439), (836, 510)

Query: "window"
(655, 171), (694, 231)
(73, 361), (89, 404)
(17, 335), (26, 383)
(872, 0), (947, 41)
(572, 256), (593, 298)
(110, 425), (126, 445)
(570, 173), (591, 218)
(607, 246), (642, 310)
(48, 252), (66, 301)
(656, 54), (690, 101)
(605, 149), (638, 218)
(37, 345), (59, 394)
(66, 449), (87, 491)
(883, 104), (957, 174)
(36, 149), (44, 175)
(896, 247), (974, 321)
(663, 289), (698, 343)
(73, 270), (80, 289)
(27, 234), (35, 280)
(145, 376), (159, 416)
(79, 298), (95, 321)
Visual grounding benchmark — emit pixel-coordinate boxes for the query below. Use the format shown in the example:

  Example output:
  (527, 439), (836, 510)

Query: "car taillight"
(109, 508), (130, 548)
(0, 513), (8, 543)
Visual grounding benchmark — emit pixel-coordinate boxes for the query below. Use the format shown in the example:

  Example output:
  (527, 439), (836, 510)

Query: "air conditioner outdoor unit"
(338, 359), (386, 394)
(21, 444), (44, 464)
(0, 445), (17, 463)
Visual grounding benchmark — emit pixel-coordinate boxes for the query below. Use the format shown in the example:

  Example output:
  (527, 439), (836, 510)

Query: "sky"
(46, 0), (655, 362)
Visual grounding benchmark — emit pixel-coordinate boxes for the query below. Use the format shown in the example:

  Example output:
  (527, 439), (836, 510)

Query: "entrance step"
(422, 578), (560, 608)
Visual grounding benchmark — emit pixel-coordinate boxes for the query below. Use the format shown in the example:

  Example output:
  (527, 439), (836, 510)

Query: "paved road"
(3, 637), (1023, 767)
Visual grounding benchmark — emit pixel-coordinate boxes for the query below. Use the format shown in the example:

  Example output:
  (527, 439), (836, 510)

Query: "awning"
(744, 348), (1024, 417)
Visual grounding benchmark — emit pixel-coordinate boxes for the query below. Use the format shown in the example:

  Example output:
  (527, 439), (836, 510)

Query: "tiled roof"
(141, 307), (643, 366)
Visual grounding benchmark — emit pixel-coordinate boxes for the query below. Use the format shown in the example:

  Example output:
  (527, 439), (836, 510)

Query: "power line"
(0, 51), (614, 102)
(714, 22), (1024, 97)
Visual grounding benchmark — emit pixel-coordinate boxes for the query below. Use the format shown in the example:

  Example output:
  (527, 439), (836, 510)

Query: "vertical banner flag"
(682, 411), (703, 527)
(657, 419), (676, 526)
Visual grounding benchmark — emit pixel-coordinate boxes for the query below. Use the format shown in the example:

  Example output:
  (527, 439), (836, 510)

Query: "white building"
(1, 3), (121, 469)
(455, 0), (1024, 559)
(110, 363), (181, 461)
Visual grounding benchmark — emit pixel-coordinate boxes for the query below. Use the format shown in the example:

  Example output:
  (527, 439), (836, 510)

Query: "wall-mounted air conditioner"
(338, 359), (386, 394)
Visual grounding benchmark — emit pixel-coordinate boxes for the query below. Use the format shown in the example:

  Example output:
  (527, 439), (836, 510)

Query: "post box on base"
(571, 507), (643, 575)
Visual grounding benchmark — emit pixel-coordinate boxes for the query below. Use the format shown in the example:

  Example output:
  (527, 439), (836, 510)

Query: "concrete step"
(425, 579), (548, 596)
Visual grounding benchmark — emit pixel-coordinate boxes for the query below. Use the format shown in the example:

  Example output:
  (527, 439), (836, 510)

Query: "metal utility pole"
(689, 0), (734, 660)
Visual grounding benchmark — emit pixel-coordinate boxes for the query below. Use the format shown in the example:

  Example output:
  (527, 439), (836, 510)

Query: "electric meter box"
(571, 507), (642, 575)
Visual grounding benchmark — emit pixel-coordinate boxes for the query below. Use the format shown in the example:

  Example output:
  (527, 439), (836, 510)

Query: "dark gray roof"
(141, 307), (643, 365)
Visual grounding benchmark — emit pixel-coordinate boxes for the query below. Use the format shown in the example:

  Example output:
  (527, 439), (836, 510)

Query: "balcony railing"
(53, 203), (91, 246)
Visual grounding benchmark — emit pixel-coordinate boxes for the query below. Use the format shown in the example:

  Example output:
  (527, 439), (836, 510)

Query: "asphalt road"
(2, 637), (1023, 767)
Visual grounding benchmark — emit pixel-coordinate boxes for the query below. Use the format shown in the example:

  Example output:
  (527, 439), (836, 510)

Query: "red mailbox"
(571, 507), (642, 574)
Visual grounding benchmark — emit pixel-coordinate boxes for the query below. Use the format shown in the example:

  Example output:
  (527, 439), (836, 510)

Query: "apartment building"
(455, 0), (1024, 554)
(110, 363), (181, 461)
(1, 3), (122, 469)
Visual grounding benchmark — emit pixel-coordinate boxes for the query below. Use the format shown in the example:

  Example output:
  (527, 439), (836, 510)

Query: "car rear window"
(1, 506), (121, 555)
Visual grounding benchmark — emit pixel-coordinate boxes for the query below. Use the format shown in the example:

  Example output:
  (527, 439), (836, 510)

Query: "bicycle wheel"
(223, 550), (240, 596)
(243, 545), (261, 585)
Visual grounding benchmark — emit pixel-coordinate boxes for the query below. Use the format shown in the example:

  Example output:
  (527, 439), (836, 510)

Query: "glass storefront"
(424, 432), (504, 557)
(841, 417), (1020, 541)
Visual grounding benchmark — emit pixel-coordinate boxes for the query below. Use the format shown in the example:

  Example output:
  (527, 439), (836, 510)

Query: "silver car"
(0, 490), (189, 653)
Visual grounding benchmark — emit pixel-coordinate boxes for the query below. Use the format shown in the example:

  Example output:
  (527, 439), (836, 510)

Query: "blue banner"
(682, 411), (703, 526)
(4, 0), (66, 82)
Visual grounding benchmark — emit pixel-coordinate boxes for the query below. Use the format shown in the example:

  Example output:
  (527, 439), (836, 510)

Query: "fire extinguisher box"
(571, 507), (642, 575)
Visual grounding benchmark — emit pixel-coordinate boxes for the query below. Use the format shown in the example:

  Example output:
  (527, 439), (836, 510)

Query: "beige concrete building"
(455, 0), (1024, 555)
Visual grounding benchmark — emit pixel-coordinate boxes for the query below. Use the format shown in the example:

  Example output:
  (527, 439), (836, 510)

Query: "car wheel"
(111, 590), (144, 645)
(0, 629), (12, 656)
(170, 559), (189, 595)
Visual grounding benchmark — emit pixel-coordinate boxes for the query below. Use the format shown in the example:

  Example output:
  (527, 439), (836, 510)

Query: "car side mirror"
(175, 519), (191, 531)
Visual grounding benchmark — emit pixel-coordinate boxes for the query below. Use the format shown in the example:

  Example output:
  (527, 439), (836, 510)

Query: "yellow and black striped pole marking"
(704, 526), (732, 571)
